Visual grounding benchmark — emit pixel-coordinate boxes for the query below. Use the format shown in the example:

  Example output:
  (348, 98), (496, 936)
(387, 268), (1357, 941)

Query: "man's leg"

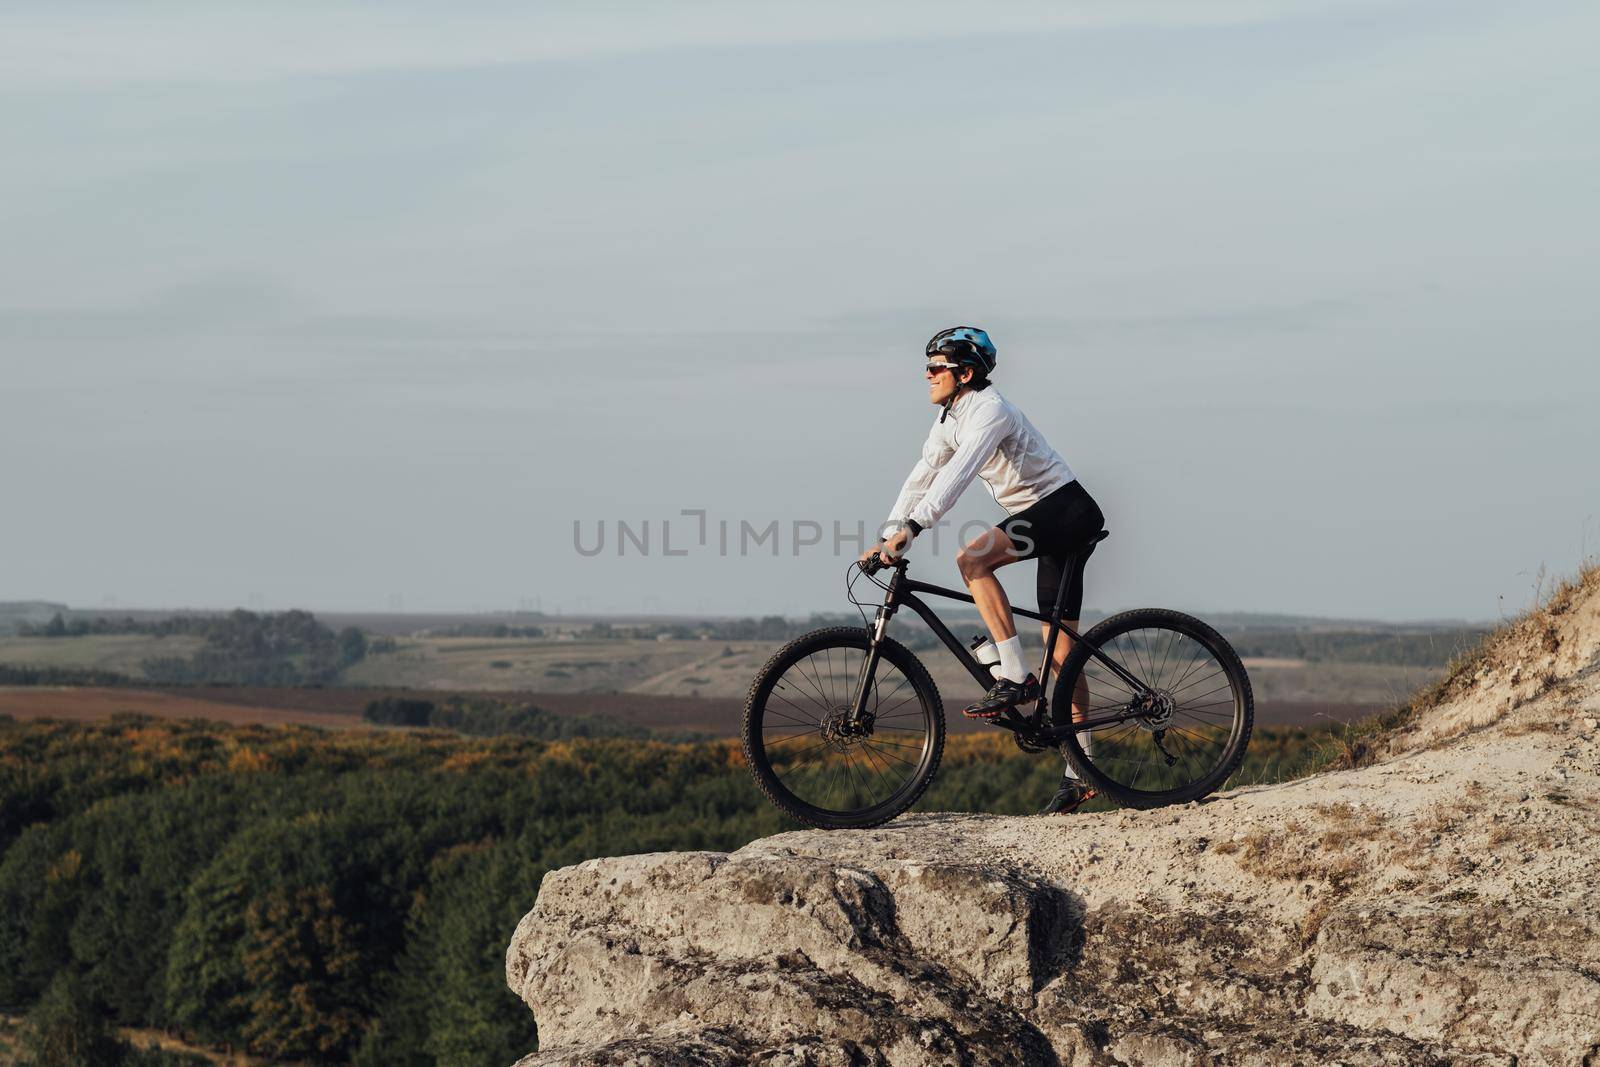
(1038, 619), (1087, 711)
(1036, 549), (1097, 802)
(956, 528), (1039, 717)
(956, 526), (1023, 644)
(1040, 619), (1094, 772)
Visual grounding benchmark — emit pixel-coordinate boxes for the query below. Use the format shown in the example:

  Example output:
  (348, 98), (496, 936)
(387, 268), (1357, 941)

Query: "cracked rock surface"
(507, 576), (1600, 1065)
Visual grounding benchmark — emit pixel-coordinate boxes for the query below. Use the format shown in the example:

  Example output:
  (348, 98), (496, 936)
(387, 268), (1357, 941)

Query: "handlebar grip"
(860, 552), (906, 576)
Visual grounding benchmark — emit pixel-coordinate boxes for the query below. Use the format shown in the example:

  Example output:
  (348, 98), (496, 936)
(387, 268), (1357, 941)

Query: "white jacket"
(886, 387), (1074, 532)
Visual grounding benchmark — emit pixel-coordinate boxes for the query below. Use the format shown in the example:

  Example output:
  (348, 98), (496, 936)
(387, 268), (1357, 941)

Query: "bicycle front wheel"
(1053, 608), (1253, 808)
(742, 627), (944, 830)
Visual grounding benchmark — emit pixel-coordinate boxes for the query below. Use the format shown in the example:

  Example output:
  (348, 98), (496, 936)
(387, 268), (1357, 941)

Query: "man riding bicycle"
(858, 326), (1106, 814)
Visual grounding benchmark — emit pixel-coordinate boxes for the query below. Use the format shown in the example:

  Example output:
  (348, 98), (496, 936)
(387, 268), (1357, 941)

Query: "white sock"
(995, 636), (1027, 683)
(1063, 734), (1093, 780)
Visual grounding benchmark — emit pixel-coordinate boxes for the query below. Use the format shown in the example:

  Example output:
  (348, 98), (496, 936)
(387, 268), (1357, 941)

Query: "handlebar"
(858, 555), (906, 577)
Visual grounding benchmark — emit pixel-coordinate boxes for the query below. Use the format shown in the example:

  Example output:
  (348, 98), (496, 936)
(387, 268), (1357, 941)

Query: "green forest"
(0, 713), (1336, 1065)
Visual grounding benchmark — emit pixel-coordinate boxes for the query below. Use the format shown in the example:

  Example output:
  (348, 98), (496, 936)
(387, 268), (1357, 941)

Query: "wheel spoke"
(1168, 667), (1225, 699)
(863, 741), (917, 768)
(1153, 628), (1179, 689)
(1165, 641), (1210, 694)
(771, 685), (828, 720)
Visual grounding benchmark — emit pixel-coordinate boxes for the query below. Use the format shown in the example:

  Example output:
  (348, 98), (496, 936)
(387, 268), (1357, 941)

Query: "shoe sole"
(1041, 789), (1097, 815)
(962, 683), (1041, 720)
(961, 698), (1039, 719)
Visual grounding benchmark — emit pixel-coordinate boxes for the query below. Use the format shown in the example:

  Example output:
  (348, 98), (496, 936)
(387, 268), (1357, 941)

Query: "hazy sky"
(4, 0), (1596, 622)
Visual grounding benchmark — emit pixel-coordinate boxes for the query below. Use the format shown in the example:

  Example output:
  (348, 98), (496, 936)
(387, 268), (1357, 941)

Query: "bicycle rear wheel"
(1052, 608), (1252, 808)
(742, 627), (943, 830)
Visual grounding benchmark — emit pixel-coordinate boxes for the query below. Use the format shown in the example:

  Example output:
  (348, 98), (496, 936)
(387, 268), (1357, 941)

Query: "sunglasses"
(925, 360), (961, 376)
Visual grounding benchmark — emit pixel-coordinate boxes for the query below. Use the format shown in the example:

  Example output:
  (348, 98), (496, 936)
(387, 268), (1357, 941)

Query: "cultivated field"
(0, 685), (749, 735)
(338, 636), (778, 695)
(0, 686), (364, 728)
(0, 633), (204, 674)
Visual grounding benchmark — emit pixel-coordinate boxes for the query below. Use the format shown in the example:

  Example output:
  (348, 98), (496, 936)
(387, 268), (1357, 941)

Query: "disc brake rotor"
(820, 708), (870, 751)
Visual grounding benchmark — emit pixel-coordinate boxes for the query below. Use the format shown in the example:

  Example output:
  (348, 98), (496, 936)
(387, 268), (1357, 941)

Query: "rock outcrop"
(507, 571), (1600, 1065)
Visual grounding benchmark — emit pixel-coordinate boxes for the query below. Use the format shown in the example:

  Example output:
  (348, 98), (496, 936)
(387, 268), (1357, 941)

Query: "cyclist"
(858, 326), (1106, 814)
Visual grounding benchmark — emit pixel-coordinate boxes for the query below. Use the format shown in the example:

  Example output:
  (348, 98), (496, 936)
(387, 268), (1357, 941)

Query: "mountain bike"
(741, 530), (1253, 829)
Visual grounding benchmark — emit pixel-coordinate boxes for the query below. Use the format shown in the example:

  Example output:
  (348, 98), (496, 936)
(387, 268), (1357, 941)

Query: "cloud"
(3, 0), (1402, 88)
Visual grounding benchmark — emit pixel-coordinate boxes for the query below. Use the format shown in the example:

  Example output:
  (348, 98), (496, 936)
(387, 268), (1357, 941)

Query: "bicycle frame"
(848, 561), (1154, 741)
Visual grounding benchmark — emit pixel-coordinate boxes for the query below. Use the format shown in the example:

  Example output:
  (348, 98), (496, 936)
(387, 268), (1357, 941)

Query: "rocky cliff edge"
(507, 569), (1600, 1066)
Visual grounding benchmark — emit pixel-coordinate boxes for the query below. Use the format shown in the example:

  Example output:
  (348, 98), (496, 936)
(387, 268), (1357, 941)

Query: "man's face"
(926, 358), (966, 405)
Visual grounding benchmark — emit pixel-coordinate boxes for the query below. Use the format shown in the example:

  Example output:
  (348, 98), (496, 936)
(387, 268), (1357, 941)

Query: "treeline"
(0, 664), (133, 687)
(17, 612), (225, 639)
(0, 716), (1335, 1065)
(138, 609), (368, 686)
(362, 696), (707, 742)
(574, 615), (824, 641)
(1227, 627), (1489, 667)
(577, 613), (955, 652)
(574, 613), (879, 642)
(419, 623), (546, 639)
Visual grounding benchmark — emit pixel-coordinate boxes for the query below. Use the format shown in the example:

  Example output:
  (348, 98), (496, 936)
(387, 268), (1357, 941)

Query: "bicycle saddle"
(1077, 529), (1110, 551)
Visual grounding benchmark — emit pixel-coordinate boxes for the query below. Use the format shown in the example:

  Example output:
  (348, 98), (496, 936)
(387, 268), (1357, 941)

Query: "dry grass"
(1415, 802), (1464, 837)
(1310, 801), (1388, 849)
(1218, 805), (1387, 892)
(1299, 894), (1339, 945)
(1501, 718), (1567, 737)
(1303, 562), (1600, 772)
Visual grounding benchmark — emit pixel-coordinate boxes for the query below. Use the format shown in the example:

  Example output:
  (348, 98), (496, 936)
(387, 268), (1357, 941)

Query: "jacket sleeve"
(885, 419), (955, 531)
(902, 402), (1010, 529)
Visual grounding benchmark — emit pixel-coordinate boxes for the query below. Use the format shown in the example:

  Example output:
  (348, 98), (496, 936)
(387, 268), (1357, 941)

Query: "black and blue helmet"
(926, 326), (997, 376)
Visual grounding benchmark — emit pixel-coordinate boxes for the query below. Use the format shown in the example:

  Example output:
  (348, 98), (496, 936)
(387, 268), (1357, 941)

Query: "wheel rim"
(1060, 624), (1242, 798)
(755, 644), (933, 818)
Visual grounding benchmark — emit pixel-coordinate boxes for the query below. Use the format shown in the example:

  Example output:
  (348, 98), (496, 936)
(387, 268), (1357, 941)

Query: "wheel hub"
(1133, 689), (1176, 731)
(821, 708), (872, 750)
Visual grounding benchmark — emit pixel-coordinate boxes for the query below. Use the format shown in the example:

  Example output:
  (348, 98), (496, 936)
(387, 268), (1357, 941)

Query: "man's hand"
(858, 527), (913, 568)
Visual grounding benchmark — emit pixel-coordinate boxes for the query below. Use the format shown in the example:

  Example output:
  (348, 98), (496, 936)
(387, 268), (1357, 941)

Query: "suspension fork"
(848, 569), (901, 725)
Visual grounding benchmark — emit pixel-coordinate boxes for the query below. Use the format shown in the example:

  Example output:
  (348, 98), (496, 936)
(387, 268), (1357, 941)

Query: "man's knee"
(956, 549), (992, 583)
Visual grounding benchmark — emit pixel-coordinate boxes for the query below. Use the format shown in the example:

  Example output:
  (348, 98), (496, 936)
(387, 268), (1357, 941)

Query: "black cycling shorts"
(994, 479), (1106, 620)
